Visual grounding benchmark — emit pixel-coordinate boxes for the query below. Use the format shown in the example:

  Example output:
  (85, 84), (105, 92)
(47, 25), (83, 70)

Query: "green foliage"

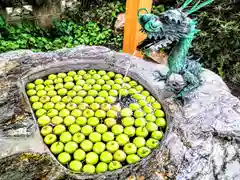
(0, 16), (5, 28)
(65, 0), (125, 29)
(64, 0), (125, 50)
(192, 1), (240, 83)
(154, 0), (240, 84)
(0, 19), (122, 52)
(71, 0), (125, 10)
(0, 0), (125, 52)
(152, 5), (165, 16)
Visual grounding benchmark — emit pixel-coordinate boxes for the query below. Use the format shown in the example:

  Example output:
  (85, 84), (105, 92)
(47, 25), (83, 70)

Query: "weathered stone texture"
(0, 46), (239, 180)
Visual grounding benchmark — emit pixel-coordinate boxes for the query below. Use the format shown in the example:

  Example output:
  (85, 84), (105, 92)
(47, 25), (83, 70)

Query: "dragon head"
(137, 0), (213, 55)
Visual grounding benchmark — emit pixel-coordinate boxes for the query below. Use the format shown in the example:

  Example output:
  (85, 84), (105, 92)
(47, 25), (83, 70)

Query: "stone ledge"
(0, 46), (239, 180)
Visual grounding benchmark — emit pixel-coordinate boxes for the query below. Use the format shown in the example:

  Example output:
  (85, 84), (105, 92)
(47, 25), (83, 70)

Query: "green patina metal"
(137, 0), (213, 98)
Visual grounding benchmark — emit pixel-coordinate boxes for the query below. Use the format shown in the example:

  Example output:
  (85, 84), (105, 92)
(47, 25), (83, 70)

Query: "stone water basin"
(0, 46), (239, 180)
(22, 63), (168, 175)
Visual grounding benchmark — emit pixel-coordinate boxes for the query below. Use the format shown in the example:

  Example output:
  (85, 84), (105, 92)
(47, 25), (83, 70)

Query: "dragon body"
(137, 0), (213, 98)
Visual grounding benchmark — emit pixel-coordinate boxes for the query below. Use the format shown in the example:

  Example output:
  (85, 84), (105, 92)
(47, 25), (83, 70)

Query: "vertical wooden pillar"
(123, 0), (152, 58)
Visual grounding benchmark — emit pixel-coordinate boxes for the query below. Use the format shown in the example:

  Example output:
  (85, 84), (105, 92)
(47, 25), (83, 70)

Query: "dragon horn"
(187, 0), (214, 15)
(190, 0), (201, 11)
(138, 8), (149, 16)
(180, 0), (194, 9)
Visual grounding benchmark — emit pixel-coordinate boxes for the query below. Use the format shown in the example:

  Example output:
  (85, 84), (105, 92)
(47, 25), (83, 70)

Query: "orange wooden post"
(123, 0), (153, 58)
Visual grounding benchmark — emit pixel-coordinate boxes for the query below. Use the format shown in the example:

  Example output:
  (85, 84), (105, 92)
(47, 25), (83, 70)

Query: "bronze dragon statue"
(137, 0), (214, 99)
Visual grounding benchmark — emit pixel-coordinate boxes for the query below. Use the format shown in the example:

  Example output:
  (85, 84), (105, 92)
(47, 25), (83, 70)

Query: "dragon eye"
(164, 15), (172, 23)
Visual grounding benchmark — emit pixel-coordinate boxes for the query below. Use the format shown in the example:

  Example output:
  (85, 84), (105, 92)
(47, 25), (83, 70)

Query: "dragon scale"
(168, 21), (198, 73)
(137, 0), (213, 98)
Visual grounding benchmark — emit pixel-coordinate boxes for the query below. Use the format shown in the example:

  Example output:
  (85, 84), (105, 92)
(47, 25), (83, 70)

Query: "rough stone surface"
(0, 46), (239, 180)
(114, 13), (125, 32)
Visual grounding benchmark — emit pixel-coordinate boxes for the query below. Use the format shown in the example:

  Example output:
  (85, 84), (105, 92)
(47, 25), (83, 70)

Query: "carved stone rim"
(17, 60), (170, 178)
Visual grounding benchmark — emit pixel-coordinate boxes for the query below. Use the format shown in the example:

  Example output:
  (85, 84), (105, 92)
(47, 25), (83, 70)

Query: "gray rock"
(0, 46), (239, 180)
